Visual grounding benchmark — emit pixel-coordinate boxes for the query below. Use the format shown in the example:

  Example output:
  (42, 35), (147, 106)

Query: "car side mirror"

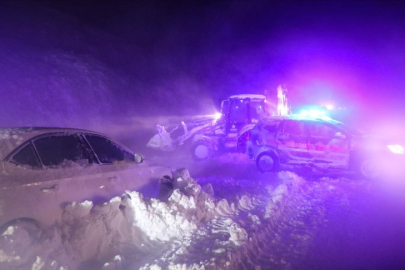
(335, 132), (346, 139)
(134, 153), (144, 164)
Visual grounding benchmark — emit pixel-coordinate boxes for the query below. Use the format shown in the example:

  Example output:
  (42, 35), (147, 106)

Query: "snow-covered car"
(0, 127), (172, 230)
(247, 115), (405, 179)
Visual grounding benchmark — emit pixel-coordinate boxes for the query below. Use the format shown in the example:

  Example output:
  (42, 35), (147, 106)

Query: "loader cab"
(220, 95), (268, 134)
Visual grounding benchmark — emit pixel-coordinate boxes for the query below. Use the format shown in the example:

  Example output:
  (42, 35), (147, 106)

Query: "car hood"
(351, 133), (404, 152)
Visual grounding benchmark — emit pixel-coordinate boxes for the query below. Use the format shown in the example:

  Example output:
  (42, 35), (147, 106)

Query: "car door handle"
(41, 184), (59, 193)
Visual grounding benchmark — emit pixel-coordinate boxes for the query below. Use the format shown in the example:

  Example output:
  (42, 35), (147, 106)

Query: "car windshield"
(335, 122), (364, 136)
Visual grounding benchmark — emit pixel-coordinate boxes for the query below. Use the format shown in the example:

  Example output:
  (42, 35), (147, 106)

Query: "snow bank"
(0, 169), (309, 270)
(139, 171), (308, 269)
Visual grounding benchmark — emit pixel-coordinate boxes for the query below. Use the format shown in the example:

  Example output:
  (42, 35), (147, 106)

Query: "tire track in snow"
(138, 172), (350, 270)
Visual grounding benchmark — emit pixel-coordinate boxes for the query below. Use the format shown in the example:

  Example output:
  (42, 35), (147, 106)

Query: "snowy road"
(1, 151), (405, 270)
(302, 175), (405, 270)
(149, 151), (405, 269)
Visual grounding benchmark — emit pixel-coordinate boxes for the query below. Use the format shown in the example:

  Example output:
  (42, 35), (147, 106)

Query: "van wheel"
(358, 159), (380, 180)
(192, 140), (215, 160)
(256, 152), (279, 172)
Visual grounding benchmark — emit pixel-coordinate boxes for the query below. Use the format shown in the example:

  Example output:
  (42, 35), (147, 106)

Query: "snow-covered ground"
(3, 152), (404, 270)
(1, 1), (405, 269)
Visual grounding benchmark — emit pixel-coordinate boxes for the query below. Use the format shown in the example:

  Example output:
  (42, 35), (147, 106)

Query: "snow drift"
(0, 168), (319, 270)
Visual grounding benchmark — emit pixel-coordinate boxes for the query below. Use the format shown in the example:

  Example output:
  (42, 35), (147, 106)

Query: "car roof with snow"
(0, 127), (109, 161)
(259, 114), (344, 126)
(228, 94), (266, 100)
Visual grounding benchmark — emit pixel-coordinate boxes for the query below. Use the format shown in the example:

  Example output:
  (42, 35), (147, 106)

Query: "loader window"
(229, 99), (248, 123)
(220, 100), (229, 115)
(250, 100), (267, 121)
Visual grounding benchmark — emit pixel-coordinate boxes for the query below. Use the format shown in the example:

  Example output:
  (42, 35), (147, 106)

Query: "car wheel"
(358, 159), (380, 180)
(0, 218), (40, 236)
(256, 152), (279, 172)
(237, 131), (250, 153)
(192, 140), (215, 160)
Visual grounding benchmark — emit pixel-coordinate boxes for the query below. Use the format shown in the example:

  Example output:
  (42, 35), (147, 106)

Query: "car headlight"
(387, 145), (404, 154)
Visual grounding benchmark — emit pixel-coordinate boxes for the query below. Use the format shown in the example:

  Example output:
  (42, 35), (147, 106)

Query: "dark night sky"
(1, 0), (405, 135)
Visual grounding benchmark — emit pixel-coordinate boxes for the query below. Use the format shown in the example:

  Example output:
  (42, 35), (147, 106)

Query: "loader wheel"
(0, 218), (40, 236)
(237, 131), (251, 153)
(256, 152), (279, 173)
(192, 140), (215, 161)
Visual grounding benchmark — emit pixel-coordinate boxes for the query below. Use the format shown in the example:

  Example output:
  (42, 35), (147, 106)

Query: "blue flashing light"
(298, 107), (333, 121)
(320, 115), (332, 121)
(300, 109), (326, 117)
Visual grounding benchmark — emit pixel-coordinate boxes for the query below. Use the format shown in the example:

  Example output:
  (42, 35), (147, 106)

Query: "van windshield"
(335, 122), (364, 136)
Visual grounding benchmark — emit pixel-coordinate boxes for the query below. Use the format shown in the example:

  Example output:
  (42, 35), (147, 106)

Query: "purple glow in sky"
(0, 0), (404, 137)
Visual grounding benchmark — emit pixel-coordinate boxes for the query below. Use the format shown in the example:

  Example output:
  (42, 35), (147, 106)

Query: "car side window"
(34, 134), (90, 167)
(282, 120), (306, 137)
(10, 143), (41, 168)
(310, 122), (336, 139)
(85, 135), (134, 164)
(262, 122), (279, 132)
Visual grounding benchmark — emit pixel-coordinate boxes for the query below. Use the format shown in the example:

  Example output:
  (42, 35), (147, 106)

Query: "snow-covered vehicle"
(247, 115), (405, 179)
(147, 94), (270, 160)
(0, 127), (172, 230)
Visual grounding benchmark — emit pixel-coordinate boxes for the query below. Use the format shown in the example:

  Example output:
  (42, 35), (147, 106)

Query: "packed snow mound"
(0, 168), (330, 270)
(123, 169), (217, 242)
